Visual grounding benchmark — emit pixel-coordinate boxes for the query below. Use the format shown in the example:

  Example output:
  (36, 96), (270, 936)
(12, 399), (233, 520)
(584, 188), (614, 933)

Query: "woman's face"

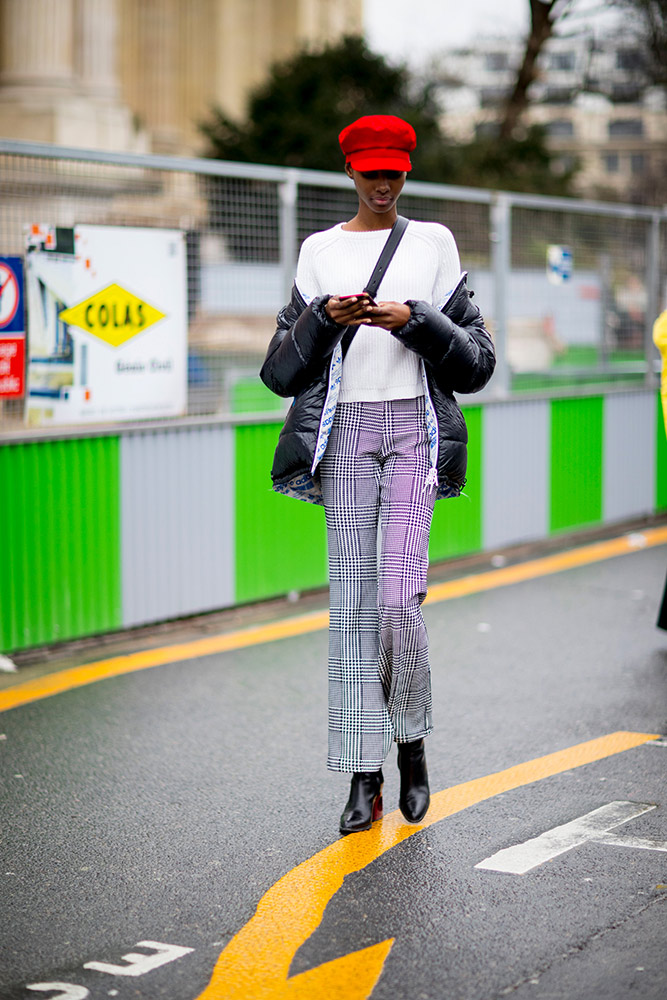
(346, 164), (407, 215)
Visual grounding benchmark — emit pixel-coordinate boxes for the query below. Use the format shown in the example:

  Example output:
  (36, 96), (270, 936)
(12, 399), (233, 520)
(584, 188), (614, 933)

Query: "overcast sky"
(363, 0), (619, 65)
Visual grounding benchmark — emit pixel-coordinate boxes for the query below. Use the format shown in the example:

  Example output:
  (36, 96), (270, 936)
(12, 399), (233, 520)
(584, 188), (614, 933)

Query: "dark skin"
(325, 164), (412, 331)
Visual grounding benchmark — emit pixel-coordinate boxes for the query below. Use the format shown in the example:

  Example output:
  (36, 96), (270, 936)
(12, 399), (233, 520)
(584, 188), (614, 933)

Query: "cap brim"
(347, 149), (411, 172)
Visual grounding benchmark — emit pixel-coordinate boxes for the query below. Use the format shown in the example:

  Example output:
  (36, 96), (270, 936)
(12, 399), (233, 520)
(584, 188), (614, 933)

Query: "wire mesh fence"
(0, 140), (664, 435)
(507, 201), (658, 392)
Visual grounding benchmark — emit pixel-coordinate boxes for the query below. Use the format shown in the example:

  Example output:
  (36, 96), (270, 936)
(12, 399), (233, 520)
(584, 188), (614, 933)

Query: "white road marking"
(83, 940), (194, 977)
(476, 801), (657, 874)
(27, 986), (90, 998)
(594, 831), (667, 851)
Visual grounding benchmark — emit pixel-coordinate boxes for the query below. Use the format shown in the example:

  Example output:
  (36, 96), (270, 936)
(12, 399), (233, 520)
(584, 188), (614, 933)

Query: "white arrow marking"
(476, 801), (657, 874)
(83, 940), (194, 977)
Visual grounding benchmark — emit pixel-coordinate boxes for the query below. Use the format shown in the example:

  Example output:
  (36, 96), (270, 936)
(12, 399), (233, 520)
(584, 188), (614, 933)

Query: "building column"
(75, 0), (120, 99)
(0, 0), (76, 90)
(117, 0), (181, 152)
(214, 0), (249, 121)
(143, 0), (182, 152)
(0, 0), (147, 150)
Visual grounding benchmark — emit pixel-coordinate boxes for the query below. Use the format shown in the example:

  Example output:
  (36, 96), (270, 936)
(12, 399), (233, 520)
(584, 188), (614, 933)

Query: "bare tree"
(499, 0), (575, 140)
(609, 0), (667, 89)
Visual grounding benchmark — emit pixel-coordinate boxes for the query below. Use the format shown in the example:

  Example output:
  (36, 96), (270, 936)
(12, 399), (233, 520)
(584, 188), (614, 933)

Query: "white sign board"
(25, 225), (187, 426)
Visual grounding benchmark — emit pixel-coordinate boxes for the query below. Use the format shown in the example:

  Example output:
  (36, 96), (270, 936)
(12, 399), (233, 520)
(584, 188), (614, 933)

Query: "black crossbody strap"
(363, 215), (409, 300)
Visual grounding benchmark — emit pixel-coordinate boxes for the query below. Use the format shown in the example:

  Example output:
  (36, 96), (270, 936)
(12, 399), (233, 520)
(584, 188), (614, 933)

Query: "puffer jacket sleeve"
(260, 284), (345, 398)
(393, 276), (496, 395)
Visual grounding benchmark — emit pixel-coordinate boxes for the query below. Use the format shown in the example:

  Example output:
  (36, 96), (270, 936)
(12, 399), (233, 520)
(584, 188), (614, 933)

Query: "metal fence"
(0, 138), (665, 435)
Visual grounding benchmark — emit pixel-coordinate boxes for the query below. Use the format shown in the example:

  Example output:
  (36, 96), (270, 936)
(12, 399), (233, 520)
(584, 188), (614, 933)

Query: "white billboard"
(25, 224), (187, 426)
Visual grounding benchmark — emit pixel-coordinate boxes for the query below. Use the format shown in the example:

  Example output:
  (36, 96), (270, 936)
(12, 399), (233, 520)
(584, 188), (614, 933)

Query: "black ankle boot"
(397, 739), (430, 823)
(339, 770), (384, 835)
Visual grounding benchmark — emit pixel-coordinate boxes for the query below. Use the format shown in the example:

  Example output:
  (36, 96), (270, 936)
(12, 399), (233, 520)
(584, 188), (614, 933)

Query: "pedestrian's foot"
(397, 739), (429, 822)
(339, 770), (384, 834)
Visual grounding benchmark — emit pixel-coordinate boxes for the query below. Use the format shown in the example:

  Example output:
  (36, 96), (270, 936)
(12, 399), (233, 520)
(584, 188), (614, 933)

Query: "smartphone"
(339, 292), (377, 306)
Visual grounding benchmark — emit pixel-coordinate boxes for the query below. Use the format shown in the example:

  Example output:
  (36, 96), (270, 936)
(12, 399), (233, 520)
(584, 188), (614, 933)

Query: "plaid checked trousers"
(319, 397), (435, 773)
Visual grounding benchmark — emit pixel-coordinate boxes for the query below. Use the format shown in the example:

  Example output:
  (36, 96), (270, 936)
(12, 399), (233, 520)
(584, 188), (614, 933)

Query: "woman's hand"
(365, 301), (412, 330)
(325, 295), (375, 326)
(325, 297), (412, 331)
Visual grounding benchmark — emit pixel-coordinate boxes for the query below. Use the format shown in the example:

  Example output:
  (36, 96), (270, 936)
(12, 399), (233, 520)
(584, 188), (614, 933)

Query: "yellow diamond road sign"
(59, 283), (166, 347)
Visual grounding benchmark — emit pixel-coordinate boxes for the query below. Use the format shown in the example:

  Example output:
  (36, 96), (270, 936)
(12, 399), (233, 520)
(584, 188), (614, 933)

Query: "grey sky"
(363, 0), (620, 66)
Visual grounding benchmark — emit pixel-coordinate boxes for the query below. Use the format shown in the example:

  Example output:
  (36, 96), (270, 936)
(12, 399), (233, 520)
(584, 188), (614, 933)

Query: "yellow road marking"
(0, 609), (329, 714)
(2, 525), (666, 714)
(425, 526), (667, 604)
(195, 731), (659, 1000)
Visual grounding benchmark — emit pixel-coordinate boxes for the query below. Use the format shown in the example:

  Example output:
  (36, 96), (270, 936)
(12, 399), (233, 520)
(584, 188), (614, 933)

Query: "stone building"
(437, 32), (667, 203)
(0, 0), (363, 155)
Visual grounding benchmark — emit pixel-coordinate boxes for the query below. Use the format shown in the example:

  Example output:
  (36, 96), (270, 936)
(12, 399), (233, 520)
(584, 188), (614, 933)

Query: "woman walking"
(260, 115), (495, 834)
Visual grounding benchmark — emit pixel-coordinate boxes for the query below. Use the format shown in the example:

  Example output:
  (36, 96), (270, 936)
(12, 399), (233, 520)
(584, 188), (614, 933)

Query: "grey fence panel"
(603, 391), (657, 524)
(120, 423), (235, 627)
(482, 399), (550, 551)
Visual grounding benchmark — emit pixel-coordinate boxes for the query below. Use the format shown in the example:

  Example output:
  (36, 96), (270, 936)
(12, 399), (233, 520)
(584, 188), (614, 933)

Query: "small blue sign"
(546, 245), (573, 286)
(0, 256), (25, 333)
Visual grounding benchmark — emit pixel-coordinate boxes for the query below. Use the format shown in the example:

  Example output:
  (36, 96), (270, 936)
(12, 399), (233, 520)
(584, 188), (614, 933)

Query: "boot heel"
(339, 770), (384, 835)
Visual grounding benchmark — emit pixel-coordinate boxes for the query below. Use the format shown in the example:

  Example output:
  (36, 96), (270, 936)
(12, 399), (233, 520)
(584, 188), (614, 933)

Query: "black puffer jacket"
(260, 273), (495, 503)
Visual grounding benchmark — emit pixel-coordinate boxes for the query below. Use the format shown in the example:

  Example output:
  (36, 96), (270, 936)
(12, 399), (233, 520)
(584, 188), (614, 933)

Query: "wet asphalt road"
(1, 538), (666, 1000)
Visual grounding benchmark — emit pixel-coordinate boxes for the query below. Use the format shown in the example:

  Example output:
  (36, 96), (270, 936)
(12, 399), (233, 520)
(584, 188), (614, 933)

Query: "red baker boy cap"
(339, 114), (416, 172)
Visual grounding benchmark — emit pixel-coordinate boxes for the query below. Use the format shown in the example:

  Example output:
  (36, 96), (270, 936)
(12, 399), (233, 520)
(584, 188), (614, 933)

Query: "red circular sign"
(0, 263), (19, 329)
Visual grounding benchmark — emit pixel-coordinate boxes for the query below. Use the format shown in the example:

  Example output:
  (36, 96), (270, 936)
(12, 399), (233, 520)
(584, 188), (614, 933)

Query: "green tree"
(199, 35), (451, 179)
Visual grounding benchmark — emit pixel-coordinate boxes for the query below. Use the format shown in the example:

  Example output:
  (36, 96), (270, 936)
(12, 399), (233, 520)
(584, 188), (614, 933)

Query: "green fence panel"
(231, 376), (285, 415)
(657, 391), (667, 512)
(234, 423), (328, 604)
(0, 436), (122, 652)
(429, 406), (483, 562)
(550, 396), (604, 534)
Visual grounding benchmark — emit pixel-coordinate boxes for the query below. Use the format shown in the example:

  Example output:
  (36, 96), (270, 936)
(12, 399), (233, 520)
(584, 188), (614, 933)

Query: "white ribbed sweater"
(295, 220), (461, 402)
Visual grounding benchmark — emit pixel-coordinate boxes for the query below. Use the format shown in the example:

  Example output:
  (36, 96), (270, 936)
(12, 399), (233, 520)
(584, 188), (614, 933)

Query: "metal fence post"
(490, 192), (511, 396)
(645, 211), (661, 385)
(279, 168), (298, 305)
